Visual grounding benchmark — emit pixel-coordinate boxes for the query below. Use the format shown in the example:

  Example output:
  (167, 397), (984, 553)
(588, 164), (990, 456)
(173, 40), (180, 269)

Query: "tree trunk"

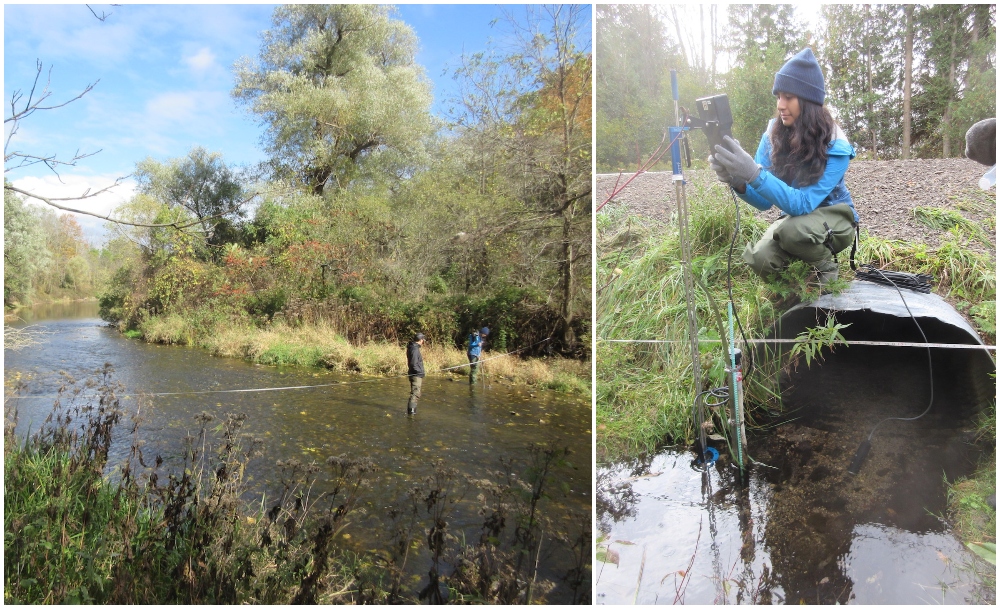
(942, 12), (960, 158)
(559, 208), (575, 350)
(670, 5), (688, 67)
(710, 5), (718, 85)
(902, 5), (913, 159)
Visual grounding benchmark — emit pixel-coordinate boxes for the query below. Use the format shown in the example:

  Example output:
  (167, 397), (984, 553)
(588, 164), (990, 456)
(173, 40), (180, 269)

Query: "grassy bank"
(4, 368), (591, 604)
(946, 405), (997, 602)
(133, 315), (590, 395)
(596, 180), (996, 461)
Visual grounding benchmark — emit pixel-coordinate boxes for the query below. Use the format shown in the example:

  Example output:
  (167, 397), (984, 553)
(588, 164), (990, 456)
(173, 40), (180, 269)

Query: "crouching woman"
(711, 48), (858, 287)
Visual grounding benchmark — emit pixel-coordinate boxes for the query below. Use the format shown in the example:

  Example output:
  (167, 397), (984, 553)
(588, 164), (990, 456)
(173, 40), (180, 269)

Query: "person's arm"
(731, 130), (773, 209)
(742, 153), (851, 216)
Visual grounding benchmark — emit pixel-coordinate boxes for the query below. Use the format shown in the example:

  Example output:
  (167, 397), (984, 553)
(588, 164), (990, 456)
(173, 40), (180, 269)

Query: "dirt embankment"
(597, 158), (995, 249)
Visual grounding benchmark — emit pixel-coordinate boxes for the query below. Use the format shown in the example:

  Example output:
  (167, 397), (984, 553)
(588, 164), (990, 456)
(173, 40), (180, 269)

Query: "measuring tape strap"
(597, 338), (996, 350)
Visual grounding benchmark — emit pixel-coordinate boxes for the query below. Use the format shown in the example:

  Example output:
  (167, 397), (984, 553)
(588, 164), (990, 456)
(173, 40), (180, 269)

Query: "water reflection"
(5, 301), (591, 603)
(597, 344), (986, 604)
(596, 448), (977, 605)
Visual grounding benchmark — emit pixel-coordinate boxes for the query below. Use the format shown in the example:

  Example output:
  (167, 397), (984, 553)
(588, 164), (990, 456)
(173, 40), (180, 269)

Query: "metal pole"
(670, 69), (705, 456)
(727, 301), (745, 471)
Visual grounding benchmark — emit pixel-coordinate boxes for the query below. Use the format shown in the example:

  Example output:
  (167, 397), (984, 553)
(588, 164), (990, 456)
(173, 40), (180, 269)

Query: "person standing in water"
(467, 327), (489, 385)
(406, 333), (426, 415)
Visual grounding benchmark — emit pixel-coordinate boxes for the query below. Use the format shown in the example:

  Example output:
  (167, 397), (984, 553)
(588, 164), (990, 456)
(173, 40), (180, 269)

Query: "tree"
(727, 5), (805, 64)
(595, 5), (683, 171)
(232, 4), (435, 196)
(134, 147), (248, 257)
(4, 186), (51, 305)
(821, 5), (905, 158)
(910, 5), (995, 158)
(452, 4), (591, 352)
(902, 5), (914, 159)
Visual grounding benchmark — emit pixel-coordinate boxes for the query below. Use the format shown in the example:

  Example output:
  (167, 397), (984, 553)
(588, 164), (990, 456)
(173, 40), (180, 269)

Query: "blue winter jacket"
(467, 333), (483, 358)
(738, 119), (859, 222)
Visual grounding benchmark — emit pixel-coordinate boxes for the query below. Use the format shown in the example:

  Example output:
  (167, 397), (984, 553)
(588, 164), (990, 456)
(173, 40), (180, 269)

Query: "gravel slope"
(597, 158), (995, 250)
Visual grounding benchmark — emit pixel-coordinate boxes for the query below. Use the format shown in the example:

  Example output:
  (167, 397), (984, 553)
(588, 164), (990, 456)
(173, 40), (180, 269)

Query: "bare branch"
(4, 61), (99, 125)
(3, 323), (52, 351)
(5, 183), (262, 231)
(86, 4), (114, 22)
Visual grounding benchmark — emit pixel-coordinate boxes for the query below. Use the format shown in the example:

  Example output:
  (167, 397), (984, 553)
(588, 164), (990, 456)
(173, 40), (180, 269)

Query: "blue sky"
(4, 4), (592, 242)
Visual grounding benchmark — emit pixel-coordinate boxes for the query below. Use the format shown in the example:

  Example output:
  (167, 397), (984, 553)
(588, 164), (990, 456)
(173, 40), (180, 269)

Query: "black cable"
(855, 264), (933, 294)
(864, 268), (935, 440)
(848, 267), (935, 474)
(727, 188), (754, 377)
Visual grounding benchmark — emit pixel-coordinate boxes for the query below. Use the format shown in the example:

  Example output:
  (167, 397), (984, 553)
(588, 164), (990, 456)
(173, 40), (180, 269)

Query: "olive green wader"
(407, 376), (423, 414)
(742, 203), (856, 283)
(468, 355), (480, 384)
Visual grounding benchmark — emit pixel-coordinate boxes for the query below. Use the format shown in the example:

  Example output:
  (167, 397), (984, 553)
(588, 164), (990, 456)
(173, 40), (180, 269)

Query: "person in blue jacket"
(710, 48), (858, 287)
(467, 327), (489, 385)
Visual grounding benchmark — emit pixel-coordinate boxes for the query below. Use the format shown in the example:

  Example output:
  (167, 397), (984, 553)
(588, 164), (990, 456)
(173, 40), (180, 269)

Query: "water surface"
(6, 301), (592, 602)
(596, 344), (989, 604)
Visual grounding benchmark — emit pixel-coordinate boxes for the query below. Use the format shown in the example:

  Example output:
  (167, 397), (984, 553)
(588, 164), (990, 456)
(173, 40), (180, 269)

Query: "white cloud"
(146, 92), (202, 124)
(11, 174), (135, 217)
(184, 47), (218, 74)
(10, 174), (138, 244)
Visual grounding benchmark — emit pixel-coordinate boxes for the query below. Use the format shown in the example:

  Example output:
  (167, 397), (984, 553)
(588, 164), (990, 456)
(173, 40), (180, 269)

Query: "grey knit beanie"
(772, 48), (825, 106)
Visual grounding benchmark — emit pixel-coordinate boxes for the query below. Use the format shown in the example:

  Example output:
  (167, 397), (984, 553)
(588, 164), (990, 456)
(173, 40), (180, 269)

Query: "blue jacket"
(467, 333), (483, 357)
(738, 119), (858, 222)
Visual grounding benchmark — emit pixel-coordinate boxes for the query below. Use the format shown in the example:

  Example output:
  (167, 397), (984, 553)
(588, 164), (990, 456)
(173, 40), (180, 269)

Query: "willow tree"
(233, 4), (434, 195)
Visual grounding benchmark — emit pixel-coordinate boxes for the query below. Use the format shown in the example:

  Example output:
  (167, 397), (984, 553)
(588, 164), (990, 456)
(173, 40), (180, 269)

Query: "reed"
(134, 318), (590, 393)
(597, 181), (996, 460)
(4, 367), (591, 604)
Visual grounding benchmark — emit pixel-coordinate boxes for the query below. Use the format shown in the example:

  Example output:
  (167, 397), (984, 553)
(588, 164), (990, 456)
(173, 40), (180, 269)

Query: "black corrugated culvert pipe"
(761, 281), (995, 474)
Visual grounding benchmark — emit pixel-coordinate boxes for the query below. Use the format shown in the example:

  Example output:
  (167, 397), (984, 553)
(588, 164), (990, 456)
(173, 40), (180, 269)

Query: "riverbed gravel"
(597, 158), (996, 250)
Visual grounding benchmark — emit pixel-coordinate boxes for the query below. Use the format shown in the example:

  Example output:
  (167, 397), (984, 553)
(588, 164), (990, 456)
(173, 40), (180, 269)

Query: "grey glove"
(708, 153), (734, 185)
(713, 135), (761, 185)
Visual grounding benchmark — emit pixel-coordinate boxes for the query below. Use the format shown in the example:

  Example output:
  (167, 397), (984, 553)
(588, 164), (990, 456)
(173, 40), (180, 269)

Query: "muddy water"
(597, 344), (989, 605)
(5, 301), (591, 602)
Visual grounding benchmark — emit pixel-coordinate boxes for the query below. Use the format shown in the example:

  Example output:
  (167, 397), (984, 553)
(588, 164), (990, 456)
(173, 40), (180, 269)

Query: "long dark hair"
(769, 98), (835, 186)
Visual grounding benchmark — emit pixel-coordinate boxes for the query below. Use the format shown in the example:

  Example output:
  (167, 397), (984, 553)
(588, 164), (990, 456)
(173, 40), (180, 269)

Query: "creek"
(596, 343), (991, 605)
(5, 301), (592, 603)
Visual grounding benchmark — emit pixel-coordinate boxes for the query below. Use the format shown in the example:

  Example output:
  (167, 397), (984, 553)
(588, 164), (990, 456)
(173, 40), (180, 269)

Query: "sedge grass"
(132, 319), (589, 393)
(596, 186), (785, 459)
(597, 181), (995, 460)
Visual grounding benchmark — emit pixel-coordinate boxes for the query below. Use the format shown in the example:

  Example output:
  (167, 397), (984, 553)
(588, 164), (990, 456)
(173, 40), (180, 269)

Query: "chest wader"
(742, 203), (857, 282)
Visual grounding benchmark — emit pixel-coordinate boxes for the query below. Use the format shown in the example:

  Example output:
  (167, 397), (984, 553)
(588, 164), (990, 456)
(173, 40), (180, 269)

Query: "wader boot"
(468, 355), (480, 385)
(815, 258), (839, 292)
(407, 376), (422, 414)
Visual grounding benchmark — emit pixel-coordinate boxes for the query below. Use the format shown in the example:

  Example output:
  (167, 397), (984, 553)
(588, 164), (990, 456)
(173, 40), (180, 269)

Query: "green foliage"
(232, 5), (434, 195)
(4, 186), (51, 305)
(822, 5), (906, 158)
(134, 147), (247, 257)
(5, 368), (589, 604)
(909, 5), (996, 158)
(595, 5), (682, 172)
(765, 259), (848, 303)
(968, 542), (997, 565)
(596, 182), (785, 457)
(787, 315), (851, 371)
(723, 44), (788, 151)
(912, 205), (992, 246)
(726, 5), (805, 64)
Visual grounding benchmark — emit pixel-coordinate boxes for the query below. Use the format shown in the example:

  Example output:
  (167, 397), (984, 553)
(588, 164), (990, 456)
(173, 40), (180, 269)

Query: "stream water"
(596, 344), (991, 605)
(4, 301), (592, 603)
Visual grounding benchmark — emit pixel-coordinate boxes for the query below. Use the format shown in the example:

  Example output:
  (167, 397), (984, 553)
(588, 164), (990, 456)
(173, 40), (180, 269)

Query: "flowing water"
(597, 345), (991, 605)
(5, 301), (592, 603)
